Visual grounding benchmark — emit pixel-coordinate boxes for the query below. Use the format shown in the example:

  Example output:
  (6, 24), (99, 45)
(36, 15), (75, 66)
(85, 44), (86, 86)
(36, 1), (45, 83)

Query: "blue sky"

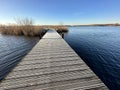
(0, 0), (120, 25)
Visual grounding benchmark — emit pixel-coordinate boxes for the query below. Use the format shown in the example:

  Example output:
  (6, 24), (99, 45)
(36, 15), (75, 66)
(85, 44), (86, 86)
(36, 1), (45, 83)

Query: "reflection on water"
(64, 26), (120, 90)
(59, 32), (68, 38)
(0, 34), (39, 80)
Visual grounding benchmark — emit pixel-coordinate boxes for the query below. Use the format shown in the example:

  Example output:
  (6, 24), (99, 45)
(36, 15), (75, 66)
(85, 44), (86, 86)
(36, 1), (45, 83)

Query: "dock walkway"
(0, 30), (108, 90)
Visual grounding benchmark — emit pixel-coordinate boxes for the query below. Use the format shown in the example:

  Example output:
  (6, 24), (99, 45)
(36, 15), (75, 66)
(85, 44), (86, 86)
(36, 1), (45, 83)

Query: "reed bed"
(0, 25), (44, 36)
(39, 25), (68, 32)
(0, 25), (68, 36)
(0, 18), (68, 36)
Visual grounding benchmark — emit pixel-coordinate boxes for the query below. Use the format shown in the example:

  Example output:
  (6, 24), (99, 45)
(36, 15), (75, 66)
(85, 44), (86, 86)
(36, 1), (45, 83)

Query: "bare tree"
(14, 17), (34, 26)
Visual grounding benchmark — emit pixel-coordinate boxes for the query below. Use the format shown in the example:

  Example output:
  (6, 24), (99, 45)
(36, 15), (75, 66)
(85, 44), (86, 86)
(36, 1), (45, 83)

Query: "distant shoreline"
(65, 24), (120, 27)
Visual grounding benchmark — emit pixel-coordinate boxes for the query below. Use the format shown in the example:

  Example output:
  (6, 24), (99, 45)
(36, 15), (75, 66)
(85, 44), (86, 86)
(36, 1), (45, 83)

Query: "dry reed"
(0, 18), (68, 36)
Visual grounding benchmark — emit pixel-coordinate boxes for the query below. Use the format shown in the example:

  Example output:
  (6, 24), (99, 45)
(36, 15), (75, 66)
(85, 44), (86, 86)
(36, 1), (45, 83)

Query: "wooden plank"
(42, 30), (62, 39)
(0, 30), (108, 90)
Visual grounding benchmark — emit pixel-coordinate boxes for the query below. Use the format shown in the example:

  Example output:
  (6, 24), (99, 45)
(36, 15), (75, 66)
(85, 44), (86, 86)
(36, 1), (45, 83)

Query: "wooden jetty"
(0, 30), (108, 90)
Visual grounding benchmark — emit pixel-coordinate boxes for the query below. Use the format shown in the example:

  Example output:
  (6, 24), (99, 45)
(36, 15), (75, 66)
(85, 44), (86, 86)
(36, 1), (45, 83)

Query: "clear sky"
(0, 0), (120, 25)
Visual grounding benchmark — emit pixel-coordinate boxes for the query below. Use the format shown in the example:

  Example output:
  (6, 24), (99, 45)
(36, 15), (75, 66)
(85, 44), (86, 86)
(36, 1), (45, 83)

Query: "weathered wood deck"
(0, 30), (108, 90)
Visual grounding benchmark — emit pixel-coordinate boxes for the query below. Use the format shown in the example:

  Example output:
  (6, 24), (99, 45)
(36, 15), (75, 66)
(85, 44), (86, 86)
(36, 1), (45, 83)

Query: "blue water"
(64, 26), (120, 90)
(0, 27), (120, 89)
(0, 34), (39, 80)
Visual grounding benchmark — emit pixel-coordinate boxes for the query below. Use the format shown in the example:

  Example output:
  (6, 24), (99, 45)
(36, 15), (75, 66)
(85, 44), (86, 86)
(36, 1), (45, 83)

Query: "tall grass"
(0, 25), (44, 36)
(34, 25), (68, 34)
(37, 25), (68, 33)
(0, 18), (68, 36)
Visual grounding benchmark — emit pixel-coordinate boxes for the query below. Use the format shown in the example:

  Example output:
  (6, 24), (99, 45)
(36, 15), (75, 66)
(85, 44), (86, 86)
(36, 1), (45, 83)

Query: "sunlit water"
(0, 34), (39, 80)
(64, 26), (120, 90)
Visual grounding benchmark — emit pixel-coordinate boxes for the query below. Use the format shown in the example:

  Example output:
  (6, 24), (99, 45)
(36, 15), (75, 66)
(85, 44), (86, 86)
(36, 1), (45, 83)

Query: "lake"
(0, 34), (39, 80)
(64, 26), (120, 90)
(0, 26), (120, 90)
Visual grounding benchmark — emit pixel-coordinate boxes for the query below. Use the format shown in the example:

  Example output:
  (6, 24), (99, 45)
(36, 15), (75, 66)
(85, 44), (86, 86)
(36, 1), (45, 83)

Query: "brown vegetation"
(0, 25), (68, 36)
(0, 18), (68, 37)
(37, 25), (68, 32)
(0, 25), (44, 36)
